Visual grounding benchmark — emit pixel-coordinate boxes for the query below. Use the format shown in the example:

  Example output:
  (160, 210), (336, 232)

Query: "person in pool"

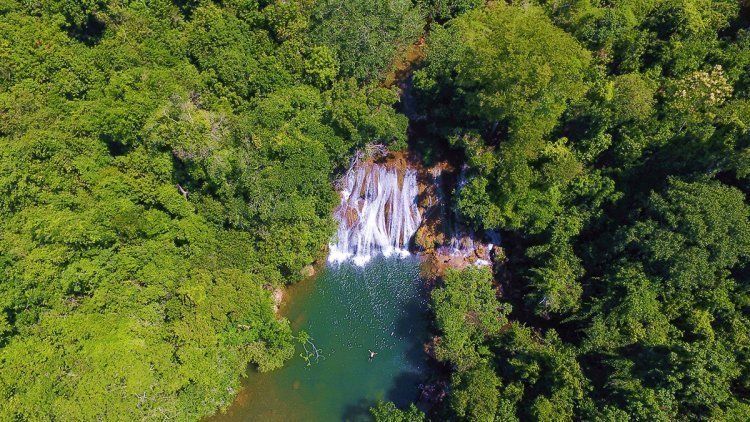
(368, 350), (378, 361)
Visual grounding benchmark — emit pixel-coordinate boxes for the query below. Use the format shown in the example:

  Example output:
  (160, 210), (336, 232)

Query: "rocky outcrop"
(411, 159), (501, 282)
(272, 288), (283, 313)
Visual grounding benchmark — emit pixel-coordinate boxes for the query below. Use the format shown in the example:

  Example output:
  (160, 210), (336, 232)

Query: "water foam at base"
(328, 162), (421, 266)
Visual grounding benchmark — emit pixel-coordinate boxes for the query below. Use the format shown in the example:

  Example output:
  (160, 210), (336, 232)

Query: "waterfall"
(435, 165), (500, 267)
(329, 162), (422, 266)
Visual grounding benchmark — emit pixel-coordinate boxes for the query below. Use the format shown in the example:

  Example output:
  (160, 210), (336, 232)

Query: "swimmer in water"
(368, 349), (377, 361)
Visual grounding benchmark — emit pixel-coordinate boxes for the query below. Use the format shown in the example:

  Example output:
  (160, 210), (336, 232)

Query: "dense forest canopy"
(0, 0), (418, 419)
(2, 0), (750, 421)
(416, 1), (750, 420)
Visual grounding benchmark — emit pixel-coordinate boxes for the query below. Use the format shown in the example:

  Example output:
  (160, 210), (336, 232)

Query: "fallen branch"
(176, 184), (188, 199)
(298, 334), (324, 366)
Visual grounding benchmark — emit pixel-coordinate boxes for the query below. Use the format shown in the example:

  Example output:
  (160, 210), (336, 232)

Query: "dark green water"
(211, 256), (429, 422)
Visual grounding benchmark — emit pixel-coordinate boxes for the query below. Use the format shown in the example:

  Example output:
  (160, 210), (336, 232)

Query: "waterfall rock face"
(329, 162), (422, 266)
(416, 164), (501, 275)
(439, 165), (496, 266)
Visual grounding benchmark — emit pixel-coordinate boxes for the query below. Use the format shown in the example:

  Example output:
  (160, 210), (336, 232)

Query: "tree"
(415, 3), (591, 232)
(309, 0), (423, 81)
(370, 401), (425, 422)
(417, 1), (750, 420)
(0, 1), (413, 419)
(450, 364), (501, 421)
(432, 267), (509, 370)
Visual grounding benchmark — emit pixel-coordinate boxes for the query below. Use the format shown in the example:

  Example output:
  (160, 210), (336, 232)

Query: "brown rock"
(344, 206), (359, 228)
(300, 264), (315, 278)
(272, 288), (283, 313)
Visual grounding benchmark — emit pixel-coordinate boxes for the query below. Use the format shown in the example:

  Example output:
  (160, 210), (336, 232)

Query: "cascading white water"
(329, 162), (422, 266)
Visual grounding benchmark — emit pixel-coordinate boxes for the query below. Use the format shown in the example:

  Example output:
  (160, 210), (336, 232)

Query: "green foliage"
(304, 45), (339, 89)
(370, 400), (425, 422)
(610, 73), (657, 124)
(415, 3), (590, 140)
(431, 267), (509, 370)
(415, 3), (591, 232)
(0, 0), (410, 419)
(422, 1), (750, 420)
(309, 0), (423, 82)
(417, 0), (483, 21)
(449, 364), (501, 421)
(625, 180), (750, 316)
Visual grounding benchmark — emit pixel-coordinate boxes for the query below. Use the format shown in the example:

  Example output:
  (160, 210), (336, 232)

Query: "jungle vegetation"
(417, 1), (750, 420)
(0, 0), (418, 419)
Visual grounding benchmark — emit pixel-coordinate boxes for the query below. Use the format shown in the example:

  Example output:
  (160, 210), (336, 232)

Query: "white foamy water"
(328, 163), (422, 266)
